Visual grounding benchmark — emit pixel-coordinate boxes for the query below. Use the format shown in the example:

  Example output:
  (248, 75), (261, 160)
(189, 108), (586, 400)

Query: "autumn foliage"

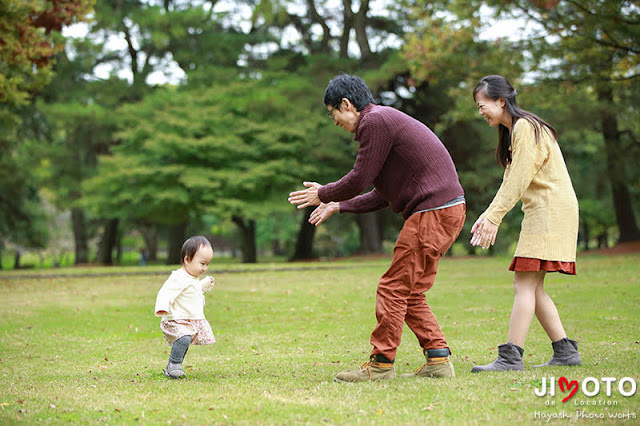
(0, 0), (93, 104)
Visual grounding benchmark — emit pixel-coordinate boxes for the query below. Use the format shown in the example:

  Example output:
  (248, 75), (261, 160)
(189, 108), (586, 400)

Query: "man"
(288, 74), (465, 382)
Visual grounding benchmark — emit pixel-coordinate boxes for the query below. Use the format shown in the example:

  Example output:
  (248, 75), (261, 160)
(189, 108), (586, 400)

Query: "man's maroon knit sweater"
(318, 104), (464, 220)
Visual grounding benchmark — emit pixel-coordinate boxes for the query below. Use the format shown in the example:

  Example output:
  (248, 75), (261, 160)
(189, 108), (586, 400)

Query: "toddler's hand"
(156, 310), (169, 316)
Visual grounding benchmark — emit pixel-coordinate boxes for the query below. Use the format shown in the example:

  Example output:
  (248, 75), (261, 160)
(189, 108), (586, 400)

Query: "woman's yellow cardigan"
(481, 118), (579, 262)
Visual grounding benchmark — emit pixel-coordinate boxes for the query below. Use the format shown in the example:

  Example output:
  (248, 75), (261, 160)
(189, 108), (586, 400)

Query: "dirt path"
(580, 241), (640, 255)
(2, 242), (638, 280)
(0, 263), (376, 280)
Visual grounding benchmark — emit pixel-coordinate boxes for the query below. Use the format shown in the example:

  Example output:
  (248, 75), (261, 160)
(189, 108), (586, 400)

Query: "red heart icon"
(558, 376), (579, 402)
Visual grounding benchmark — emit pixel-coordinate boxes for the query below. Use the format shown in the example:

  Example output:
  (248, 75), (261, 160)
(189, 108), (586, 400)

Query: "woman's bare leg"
(534, 280), (567, 342)
(507, 271), (546, 347)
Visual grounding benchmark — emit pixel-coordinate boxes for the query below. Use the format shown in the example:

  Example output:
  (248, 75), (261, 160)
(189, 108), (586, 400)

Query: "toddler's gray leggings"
(169, 335), (191, 364)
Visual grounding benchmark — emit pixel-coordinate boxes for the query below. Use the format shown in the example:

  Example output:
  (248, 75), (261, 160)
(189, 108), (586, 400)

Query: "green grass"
(0, 254), (638, 424)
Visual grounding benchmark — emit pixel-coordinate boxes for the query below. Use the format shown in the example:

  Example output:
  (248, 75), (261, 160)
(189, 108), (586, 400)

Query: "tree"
(0, 0), (92, 267)
(83, 71), (321, 263)
(401, 0), (640, 251)
(246, 0), (424, 257)
(487, 0), (640, 242)
(0, 0), (93, 105)
(70, 0), (257, 262)
(400, 1), (530, 253)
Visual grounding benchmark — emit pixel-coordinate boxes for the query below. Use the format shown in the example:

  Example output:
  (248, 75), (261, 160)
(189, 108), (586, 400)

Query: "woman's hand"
(309, 202), (339, 226)
(470, 217), (499, 249)
(288, 182), (323, 209)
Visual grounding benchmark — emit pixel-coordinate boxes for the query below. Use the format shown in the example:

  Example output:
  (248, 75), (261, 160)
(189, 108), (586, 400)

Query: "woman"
(470, 75), (581, 372)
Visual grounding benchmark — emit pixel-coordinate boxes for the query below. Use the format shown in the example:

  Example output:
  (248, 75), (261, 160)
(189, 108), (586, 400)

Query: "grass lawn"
(0, 253), (638, 424)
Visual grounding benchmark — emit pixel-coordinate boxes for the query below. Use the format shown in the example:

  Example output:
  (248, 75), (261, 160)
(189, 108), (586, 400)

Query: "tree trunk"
(232, 215), (257, 263)
(340, 0), (353, 59)
(97, 218), (118, 265)
(139, 223), (159, 262)
(581, 222), (590, 251)
(71, 208), (89, 264)
(306, 0), (331, 53)
(598, 85), (640, 243)
(115, 226), (123, 263)
(353, 0), (372, 63)
(290, 207), (317, 260)
(272, 240), (286, 256)
(13, 249), (21, 269)
(167, 222), (187, 265)
(355, 212), (383, 254)
(597, 232), (609, 249)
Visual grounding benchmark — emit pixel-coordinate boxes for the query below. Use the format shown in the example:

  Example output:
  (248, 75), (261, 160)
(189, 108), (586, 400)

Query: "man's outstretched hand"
(309, 202), (339, 226)
(288, 181), (322, 209)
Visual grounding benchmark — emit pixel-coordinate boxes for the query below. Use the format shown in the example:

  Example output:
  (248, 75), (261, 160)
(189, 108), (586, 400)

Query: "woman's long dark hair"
(473, 75), (557, 168)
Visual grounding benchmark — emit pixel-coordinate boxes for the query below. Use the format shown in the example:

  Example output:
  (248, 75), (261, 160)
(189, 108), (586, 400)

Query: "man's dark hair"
(323, 74), (375, 111)
(181, 235), (212, 263)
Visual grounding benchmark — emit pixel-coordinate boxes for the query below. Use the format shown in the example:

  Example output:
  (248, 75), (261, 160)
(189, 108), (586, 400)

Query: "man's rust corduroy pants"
(370, 203), (465, 361)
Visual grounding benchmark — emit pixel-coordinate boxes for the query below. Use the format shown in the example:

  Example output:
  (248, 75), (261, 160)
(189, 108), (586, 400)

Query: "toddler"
(154, 235), (216, 378)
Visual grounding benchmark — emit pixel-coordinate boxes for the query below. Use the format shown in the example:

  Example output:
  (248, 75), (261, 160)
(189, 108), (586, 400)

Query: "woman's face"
(475, 90), (508, 128)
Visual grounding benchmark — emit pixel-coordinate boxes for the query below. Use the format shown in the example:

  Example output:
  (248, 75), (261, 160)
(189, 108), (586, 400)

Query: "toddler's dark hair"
(181, 235), (212, 263)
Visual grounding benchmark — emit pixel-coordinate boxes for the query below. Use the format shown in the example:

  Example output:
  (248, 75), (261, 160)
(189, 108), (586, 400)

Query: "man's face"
(327, 99), (360, 134)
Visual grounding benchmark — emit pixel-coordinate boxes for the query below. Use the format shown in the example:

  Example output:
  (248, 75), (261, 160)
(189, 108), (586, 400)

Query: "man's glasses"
(327, 105), (338, 119)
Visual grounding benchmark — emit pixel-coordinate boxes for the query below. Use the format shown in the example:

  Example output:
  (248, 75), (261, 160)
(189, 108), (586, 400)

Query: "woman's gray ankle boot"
(471, 343), (524, 372)
(535, 338), (581, 367)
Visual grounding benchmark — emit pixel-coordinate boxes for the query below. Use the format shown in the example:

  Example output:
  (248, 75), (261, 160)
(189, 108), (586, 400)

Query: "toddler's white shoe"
(164, 362), (185, 379)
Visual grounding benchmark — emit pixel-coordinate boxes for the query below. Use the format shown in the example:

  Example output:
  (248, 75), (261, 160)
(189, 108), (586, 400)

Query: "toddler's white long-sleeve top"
(154, 268), (215, 320)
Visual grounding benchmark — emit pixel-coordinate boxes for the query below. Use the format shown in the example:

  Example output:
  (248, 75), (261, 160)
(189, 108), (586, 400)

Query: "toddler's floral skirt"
(161, 319), (216, 346)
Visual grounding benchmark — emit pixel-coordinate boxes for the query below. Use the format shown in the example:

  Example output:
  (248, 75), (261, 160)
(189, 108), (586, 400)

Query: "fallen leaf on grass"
(422, 403), (439, 411)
